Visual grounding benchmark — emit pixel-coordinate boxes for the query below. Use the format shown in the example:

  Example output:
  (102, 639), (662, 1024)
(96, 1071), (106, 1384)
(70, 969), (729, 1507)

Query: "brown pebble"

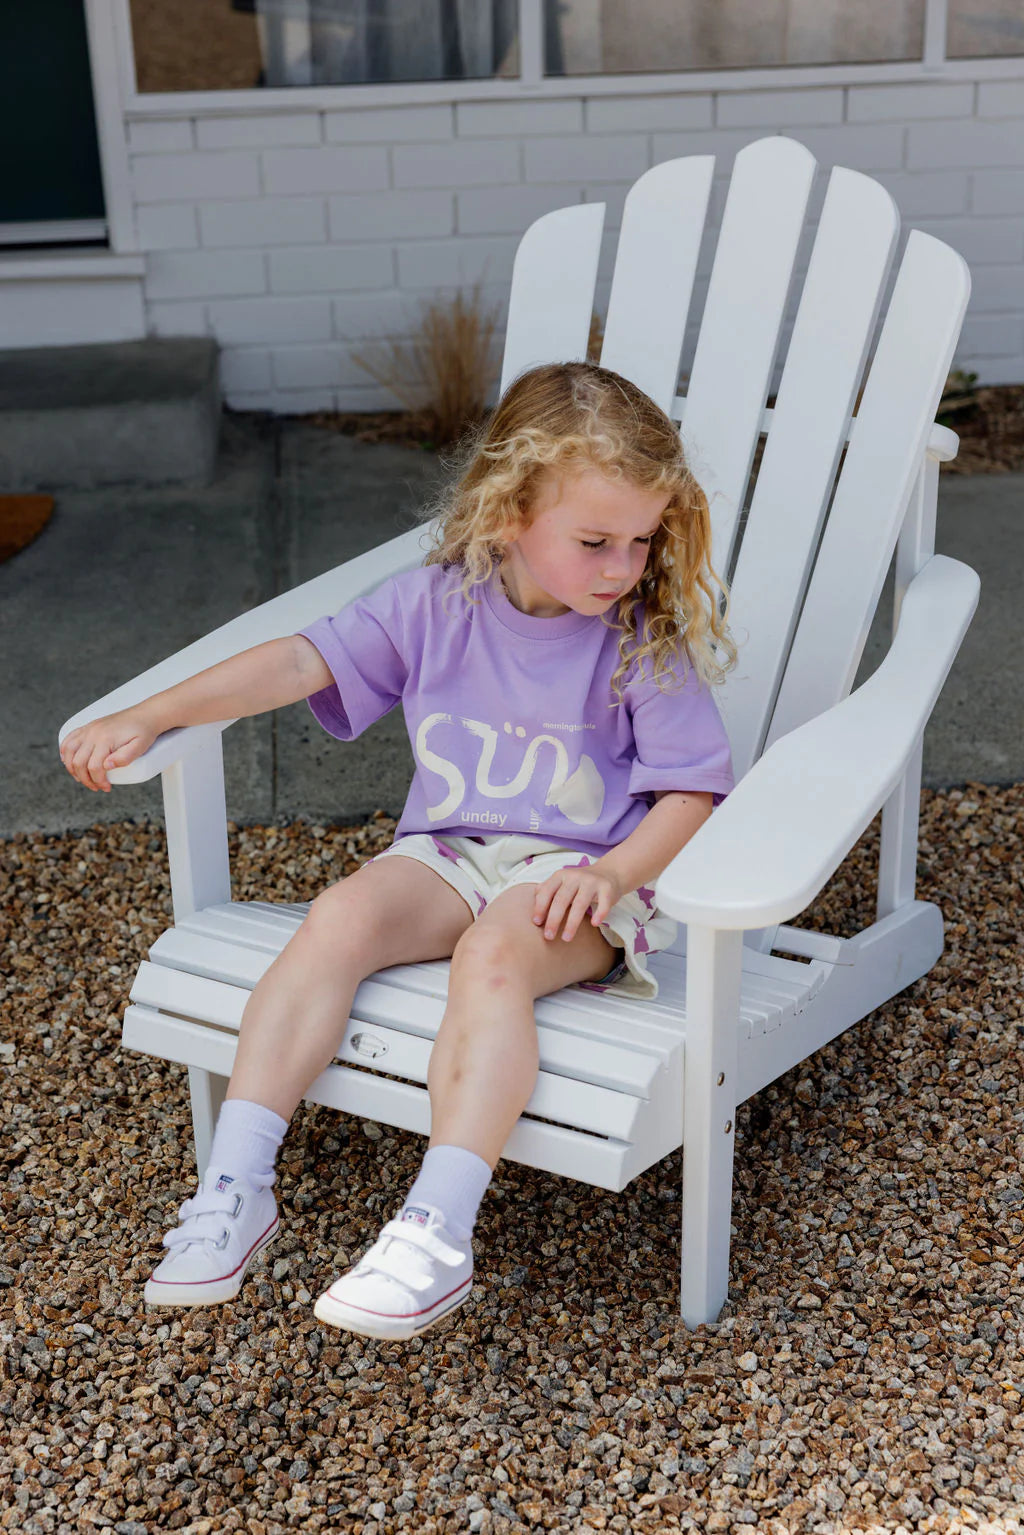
(2, 787), (1023, 1530)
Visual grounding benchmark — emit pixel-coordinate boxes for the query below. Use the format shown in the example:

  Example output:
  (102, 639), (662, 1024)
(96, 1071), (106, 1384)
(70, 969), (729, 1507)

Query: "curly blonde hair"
(415, 360), (736, 705)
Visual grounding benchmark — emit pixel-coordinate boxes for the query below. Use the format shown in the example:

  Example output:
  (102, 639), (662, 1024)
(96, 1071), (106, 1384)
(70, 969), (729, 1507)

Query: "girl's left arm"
(594, 790), (714, 894)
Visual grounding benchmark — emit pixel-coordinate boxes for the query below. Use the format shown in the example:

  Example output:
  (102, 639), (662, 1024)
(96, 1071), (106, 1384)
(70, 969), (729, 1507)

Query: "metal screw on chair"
(717, 1072), (725, 1085)
(724, 1120), (733, 1133)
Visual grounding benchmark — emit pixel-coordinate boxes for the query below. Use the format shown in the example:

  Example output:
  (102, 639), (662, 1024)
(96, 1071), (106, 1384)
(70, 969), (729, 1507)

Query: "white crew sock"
(206, 1098), (289, 1191)
(401, 1144), (492, 1243)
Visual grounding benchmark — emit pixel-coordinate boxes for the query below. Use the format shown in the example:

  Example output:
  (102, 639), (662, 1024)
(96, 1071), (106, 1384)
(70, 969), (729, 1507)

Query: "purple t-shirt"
(299, 563), (735, 860)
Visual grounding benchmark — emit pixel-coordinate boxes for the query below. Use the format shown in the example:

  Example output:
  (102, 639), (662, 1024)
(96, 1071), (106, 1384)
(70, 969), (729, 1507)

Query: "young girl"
(59, 361), (737, 1342)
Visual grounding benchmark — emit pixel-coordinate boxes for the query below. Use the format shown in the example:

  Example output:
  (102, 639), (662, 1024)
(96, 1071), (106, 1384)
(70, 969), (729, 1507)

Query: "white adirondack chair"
(60, 136), (980, 1327)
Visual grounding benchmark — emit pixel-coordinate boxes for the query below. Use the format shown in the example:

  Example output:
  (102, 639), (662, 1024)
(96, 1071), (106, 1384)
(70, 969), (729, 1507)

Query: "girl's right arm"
(60, 634), (332, 793)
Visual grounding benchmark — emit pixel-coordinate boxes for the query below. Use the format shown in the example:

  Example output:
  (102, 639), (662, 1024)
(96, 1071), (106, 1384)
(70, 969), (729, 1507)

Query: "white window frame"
(111, 0), (1024, 117)
(84, 0), (139, 252)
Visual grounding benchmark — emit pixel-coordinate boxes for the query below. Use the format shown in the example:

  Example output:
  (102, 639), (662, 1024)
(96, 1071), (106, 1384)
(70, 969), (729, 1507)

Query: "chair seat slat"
(145, 902), (829, 1080)
(129, 964), (652, 1135)
(124, 1004), (638, 1189)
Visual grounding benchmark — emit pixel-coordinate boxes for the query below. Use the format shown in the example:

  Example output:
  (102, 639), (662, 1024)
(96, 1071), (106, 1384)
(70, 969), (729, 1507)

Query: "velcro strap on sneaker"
(163, 1189), (244, 1251)
(378, 1217), (466, 1268)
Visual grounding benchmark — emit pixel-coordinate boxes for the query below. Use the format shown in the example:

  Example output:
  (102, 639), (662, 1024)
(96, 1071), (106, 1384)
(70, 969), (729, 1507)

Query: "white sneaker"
(313, 1202), (473, 1340)
(144, 1171), (280, 1307)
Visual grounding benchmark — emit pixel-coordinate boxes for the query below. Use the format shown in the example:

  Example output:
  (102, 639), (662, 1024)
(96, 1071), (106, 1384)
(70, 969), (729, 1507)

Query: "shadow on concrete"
(2, 413), (1019, 838)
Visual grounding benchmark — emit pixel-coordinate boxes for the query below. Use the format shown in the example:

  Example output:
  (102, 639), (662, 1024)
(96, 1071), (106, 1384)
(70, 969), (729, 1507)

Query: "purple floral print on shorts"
(636, 884), (656, 911)
(428, 836), (487, 911)
(431, 836), (464, 868)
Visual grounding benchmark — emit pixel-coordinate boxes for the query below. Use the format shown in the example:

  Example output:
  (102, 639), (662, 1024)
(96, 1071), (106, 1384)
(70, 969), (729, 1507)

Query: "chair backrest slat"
(599, 156), (714, 415)
(766, 229), (970, 747)
(498, 142), (970, 786)
(718, 166), (899, 778)
(679, 136), (816, 583)
(499, 203), (605, 396)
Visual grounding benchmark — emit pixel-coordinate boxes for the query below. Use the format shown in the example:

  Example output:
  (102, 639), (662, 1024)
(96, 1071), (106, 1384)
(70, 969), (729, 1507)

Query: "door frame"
(83, 0), (138, 252)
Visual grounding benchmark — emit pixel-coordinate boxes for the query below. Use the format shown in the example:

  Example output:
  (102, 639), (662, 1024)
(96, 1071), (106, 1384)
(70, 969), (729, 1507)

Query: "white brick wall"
(846, 82), (975, 121)
(199, 198), (327, 248)
(122, 73), (1024, 408)
(196, 113), (321, 149)
(268, 244), (394, 293)
(585, 95), (712, 132)
(262, 147), (389, 195)
(326, 105), (454, 142)
(392, 141), (520, 189)
(715, 88), (843, 127)
(145, 249), (266, 300)
(135, 203), (200, 251)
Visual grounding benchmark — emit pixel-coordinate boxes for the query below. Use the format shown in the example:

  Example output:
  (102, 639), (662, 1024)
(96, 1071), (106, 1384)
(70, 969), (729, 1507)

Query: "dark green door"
(0, 0), (105, 238)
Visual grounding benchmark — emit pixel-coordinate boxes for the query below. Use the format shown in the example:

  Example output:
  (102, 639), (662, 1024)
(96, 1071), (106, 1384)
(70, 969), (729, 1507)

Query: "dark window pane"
(0, 0), (105, 225)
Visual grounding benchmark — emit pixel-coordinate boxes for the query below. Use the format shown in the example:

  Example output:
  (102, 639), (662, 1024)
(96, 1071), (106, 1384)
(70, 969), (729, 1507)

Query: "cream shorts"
(366, 831), (677, 1002)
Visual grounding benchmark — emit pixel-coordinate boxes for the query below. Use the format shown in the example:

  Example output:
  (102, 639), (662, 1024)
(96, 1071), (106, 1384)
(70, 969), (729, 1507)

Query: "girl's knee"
(450, 925), (530, 991)
(302, 881), (375, 955)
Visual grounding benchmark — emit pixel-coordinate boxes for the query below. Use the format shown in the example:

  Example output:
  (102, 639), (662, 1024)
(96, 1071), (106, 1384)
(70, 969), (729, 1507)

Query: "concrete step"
(0, 336), (221, 490)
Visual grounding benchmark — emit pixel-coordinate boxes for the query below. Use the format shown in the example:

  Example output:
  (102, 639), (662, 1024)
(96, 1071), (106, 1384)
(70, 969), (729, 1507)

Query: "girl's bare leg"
(227, 858), (475, 1122)
(426, 884), (619, 1170)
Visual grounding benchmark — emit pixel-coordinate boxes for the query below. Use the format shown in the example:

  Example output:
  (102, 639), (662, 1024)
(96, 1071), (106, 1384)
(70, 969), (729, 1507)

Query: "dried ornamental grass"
(1, 786), (1023, 1534)
(352, 286), (501, 447)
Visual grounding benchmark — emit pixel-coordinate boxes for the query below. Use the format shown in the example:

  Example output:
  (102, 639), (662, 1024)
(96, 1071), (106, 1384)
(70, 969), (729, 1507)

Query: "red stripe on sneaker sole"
(322, 1272), (473, 1322)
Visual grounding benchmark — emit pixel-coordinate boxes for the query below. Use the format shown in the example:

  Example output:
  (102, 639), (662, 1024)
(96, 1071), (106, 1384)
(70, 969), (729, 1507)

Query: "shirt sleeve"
(626, 650), (735, 807)
(297, 575), (407, 742)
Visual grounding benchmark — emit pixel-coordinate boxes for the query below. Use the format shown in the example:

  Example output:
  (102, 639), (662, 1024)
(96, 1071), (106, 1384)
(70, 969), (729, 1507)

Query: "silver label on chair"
(350, 1032), (388, 1060)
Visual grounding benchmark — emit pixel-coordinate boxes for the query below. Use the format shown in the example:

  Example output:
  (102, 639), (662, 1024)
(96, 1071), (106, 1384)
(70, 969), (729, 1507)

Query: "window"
(127, 0), (1024, 94)
(543, 0), (927, 76)
(129, 0), (520, 92)
(946, 0), (1024, 58)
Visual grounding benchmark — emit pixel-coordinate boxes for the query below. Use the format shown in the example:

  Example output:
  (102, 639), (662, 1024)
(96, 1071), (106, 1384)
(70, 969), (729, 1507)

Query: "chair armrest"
(58, 522), (434, 784)
(654, 554), (980, 930)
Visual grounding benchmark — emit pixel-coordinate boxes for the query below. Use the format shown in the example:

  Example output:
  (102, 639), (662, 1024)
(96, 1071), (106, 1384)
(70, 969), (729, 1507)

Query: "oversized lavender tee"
(299, 563), (735, 861)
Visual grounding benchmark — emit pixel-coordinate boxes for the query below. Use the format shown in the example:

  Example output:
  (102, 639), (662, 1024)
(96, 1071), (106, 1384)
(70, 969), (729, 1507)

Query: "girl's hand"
(531, 862), (625, 943)
(59, 709), (160, 793)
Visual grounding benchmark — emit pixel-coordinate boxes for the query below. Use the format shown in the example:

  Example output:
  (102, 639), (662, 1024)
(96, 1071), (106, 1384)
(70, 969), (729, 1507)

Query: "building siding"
(120, 79), (1024, 414)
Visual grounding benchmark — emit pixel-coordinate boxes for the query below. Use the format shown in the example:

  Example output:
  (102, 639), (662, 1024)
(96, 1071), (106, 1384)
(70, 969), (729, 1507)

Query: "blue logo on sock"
(215, 1173), (235, 1193)
(401, 1205), (431, 1227)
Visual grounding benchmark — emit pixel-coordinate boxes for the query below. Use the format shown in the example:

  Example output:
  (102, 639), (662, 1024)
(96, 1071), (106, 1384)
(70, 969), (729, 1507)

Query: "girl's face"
(498, 465), (670, 618)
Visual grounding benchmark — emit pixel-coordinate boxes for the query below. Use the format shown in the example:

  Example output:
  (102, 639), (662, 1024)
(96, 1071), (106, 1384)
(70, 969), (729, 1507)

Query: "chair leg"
(188, 1066), (228, 1181)
(680, 924), (743, 1328)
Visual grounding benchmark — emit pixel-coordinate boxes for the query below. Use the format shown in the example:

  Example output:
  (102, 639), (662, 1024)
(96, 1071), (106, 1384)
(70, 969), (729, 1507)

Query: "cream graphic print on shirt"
(415, 713), (606, 826)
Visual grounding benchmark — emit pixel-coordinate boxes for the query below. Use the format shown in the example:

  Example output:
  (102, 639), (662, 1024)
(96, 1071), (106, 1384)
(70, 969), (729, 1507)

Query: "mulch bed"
(312, 384), (1024, 473)
(2, 785), (1022, 1533)
(937, 384), (1024, 475)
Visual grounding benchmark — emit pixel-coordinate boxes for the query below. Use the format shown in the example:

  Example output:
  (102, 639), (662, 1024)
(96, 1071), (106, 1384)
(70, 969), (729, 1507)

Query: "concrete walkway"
(2, 413), (1020, 838)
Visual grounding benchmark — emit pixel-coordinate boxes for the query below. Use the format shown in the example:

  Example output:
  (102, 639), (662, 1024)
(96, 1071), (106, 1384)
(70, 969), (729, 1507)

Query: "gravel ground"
(2, 786), (1022, 1535)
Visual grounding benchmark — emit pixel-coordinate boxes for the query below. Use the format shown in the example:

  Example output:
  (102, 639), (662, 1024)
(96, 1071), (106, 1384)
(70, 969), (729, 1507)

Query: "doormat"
(0, 494), (54, 564)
